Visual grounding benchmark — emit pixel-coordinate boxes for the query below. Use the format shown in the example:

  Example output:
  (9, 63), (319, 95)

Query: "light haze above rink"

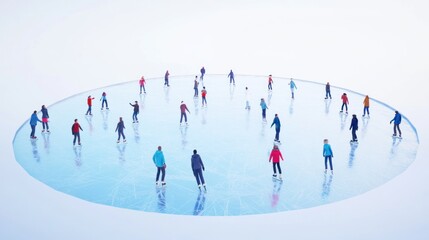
(13, 75), (419, 215)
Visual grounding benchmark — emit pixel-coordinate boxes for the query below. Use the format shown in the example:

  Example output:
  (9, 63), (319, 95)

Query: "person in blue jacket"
(260, 98), (268, 121)
(349, 114), (359, 142)
(153, 146), (166, 186)
(115, 117), (126, 143)
(30, 110), (42, 139)
(228, 70), (235, 85)
(323, 139), (334, 174)
(191, 149), (206, 191)
(271, 113), (281, 142)
(289, 78), (298, 99)
(390, 110), (402, 138)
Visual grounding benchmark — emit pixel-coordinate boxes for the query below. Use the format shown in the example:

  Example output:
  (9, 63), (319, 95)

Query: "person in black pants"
(349, 114), (358, 142)
(191, 149), (206, 191)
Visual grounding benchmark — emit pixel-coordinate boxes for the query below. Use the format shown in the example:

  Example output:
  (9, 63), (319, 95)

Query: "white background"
(1, 0), (428, 239)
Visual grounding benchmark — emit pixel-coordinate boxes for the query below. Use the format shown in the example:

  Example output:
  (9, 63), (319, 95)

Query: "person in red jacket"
(180, 101), (190, 125)
(340, 93), (349, 114)
(269, 145), (284, 179)
(86, 95), (95, 115)
(201, 87), (207, 107)
(71, 119), (83, 146)
(139, 76), (146, 94)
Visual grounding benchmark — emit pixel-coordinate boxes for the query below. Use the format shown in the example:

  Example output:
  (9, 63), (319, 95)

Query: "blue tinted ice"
(13, 75), (419, 216)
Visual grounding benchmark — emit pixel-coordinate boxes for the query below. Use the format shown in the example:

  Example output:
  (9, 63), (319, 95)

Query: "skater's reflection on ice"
(193, 97), (199, 116)
(201, 108), (207, 125)
(193, 191), (206, 216)
(389, 137), (402, 160)
(271, 180), (283, 208)
(31, 139), (40, 162)
(85, 115), (94, 135)
(289, 99), (294, 115)
(73, 146), (82, 167)
(229, 84), (235, 100)
(348, 143), (358, 168)
(117, 144), (127, 162)
(164, 86), (170, 103)
(339, 112), (348, 131)
(321, 174), (333, 200)
(180, 125), (188, 149)
(101, 108), (109, 131)
(156, 187), (166, 213)
(325, 99), (331, 115)
(133, 123), (140, 143)
(42, 132), (50, 154)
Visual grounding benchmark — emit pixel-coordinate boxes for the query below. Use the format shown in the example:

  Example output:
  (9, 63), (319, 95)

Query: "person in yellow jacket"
(362, 95), (370, 117)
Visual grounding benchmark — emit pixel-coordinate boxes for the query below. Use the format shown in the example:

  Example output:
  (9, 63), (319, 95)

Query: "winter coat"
(153, 150), (166, 167)
(323, 144), (333, 157)
(289, 80), (297, 89)
(363, 97), (370, 107)
(341, 94), (349, 104)
(228, 71), (234, 79)
(201, 89), (207, 97)
(271, 116), (281, 129)
(191, 154), (205, 170)
(260, 101), (268, 110)
(350, 117), (358, 130)
(115, 121), (125, 132)
(391, 112), (402, 124)
(130, 103), (139, 113)
(41, 108), (49, 119)
(30, 113), (41, 126)
(87, 97), (94, 106)
(269, 149), (284, 163)
(180, 104), (189, 113)
(72, 122), (82, 134)
(139, 78), (145, 86)
(326, 83), (330, 92)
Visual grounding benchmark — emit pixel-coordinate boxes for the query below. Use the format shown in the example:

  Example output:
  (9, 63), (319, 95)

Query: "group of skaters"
(261, 76), (404, 177)
(28, 71), (404, 187)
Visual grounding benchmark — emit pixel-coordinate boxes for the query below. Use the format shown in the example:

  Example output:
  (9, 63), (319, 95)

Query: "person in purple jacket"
(191, 149), (206, 191)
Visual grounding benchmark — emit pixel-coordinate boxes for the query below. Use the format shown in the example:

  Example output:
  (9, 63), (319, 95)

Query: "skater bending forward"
(269, 145), (284, 180)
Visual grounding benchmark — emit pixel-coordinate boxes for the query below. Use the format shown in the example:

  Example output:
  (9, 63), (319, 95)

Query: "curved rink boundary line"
(12, 74), (419, 216)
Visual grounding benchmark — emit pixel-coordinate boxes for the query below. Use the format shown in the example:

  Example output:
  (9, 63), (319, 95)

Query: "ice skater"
(164, 70), (170, 87)
(153, 146), (166, 186)
(71, 118), (83, 146)
(228, 70), (235, 85)
(245, 87), (251, 110)
(180, 101), (191, 125)
(193, 76), (199, 97)
(362, 95), (370, 117)
(260, 98), (268, 121)
(191, 149), (206, 191)
(115, 117), (126, 143)
(129, 101), (139, 123)
(271, 113), (281, 143)
(139, 76), (146, 94)
(268, 74), (273, 91)
(30, 110), (42, 139)
(41, 105), (50, 133)
(340, 93), (349, 114)
(325, 82), (332, 99)
(269, 145), (284, 180)
(323, 139), (334, 174)
(390, 110), (402, 138)
(100, 92), (109, 110)
(85, 95), (95, 115)
(200, 66), (205, 81)
(201, 86), (207, 107)
(349, 114), (359, 142)
(289, 78), (297, 99)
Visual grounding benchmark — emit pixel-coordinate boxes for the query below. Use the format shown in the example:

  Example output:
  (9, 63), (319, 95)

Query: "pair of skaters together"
(152, 146), (207, 191)
(29, 105), (50, 139)
(267, 75), (298, 99)
(85, 92), (109, 116)
(339, 92), (371, 118)
(268, 138), (335, 178)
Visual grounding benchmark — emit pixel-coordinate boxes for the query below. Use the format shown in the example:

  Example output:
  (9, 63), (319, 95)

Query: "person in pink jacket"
(139, 76), (146, 94)
(269, 145), (284, 179)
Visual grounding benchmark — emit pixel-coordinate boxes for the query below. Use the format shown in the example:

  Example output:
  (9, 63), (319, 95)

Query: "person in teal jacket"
(323, 139), (334, 174)
(289, 78), (298, 99)
(30, 110), (42, 139)
(153, 146), (166, 186)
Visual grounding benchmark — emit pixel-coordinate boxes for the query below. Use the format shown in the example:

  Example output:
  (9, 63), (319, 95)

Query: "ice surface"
(13, 75), (419, 216)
